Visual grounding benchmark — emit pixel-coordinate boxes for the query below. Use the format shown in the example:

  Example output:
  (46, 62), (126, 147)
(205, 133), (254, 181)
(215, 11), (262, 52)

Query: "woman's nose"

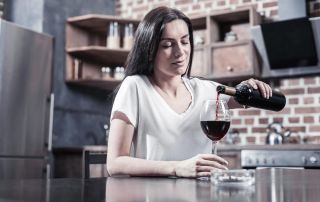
(174, 43), (183, 57)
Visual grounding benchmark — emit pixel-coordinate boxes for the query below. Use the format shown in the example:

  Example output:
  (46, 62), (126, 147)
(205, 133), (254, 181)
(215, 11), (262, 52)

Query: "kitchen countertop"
(0, 168), (319, 202)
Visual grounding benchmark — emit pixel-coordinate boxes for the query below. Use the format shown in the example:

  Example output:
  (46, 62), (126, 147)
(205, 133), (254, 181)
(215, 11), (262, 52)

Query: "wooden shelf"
(67, 46), (130, 65)
(68, 14), (140, 33)
(66, 78), (121, 91)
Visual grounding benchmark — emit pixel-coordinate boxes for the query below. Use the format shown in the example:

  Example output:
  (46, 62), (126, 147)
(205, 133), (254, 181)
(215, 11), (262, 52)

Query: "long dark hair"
(125, 6), (194, 78)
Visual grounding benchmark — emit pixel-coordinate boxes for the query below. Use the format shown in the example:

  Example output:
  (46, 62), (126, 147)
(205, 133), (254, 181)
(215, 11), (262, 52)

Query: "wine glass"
(200, 100), (231, 154)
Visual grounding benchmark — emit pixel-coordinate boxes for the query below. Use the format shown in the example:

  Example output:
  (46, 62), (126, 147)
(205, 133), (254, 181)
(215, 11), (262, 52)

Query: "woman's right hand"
(174, 154), (228, 178)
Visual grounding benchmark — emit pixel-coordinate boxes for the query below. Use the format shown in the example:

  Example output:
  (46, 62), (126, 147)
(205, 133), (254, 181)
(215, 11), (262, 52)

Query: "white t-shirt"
(111, 75), (230, 161)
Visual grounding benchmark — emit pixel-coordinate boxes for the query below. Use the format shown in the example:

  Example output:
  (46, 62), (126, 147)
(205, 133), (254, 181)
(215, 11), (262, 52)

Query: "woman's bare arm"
(107, 112), (228, 177)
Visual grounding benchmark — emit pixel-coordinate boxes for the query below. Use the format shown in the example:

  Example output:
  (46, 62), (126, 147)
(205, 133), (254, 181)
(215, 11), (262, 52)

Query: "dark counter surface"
(0, 168), (319, 202)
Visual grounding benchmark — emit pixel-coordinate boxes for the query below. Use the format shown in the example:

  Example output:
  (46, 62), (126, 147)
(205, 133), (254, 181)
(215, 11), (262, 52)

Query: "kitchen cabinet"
(65, 15), (140, 90)
(207, 6), (261, 82)
(65, 6), (261, 90)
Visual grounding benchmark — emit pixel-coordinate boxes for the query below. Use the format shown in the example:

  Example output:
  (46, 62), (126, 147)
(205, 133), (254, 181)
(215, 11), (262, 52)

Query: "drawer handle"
(227, 66), (234, 72)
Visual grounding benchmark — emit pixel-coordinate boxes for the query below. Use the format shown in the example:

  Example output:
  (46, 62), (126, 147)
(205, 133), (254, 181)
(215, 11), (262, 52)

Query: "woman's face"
(153, 19), (191, 78)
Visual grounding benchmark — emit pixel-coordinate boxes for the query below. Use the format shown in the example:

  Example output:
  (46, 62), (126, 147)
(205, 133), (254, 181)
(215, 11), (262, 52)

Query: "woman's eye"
(162, 41), (173, 48)
(181, 40), (189, 45)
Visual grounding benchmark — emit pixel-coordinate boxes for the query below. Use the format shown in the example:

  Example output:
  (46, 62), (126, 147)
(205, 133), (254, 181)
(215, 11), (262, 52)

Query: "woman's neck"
(149, 75), (183, 97)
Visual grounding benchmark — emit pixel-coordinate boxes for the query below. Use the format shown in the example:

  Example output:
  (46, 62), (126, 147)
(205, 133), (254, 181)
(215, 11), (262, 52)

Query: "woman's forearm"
(107, 156), (177, 177)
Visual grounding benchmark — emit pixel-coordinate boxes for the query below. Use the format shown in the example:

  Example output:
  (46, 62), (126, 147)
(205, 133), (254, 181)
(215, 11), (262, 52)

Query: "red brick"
(230, 0), (239, 4)
(288, 78), (300, 86)
(231, 119), (241, 125)
(153, 2), (169, 8)
(246, 136), (256, 143)
(281, 88), (305, 95)
(309, 125), (320, 132)
(303, 97), (314, 104)
(233, 127), (248, 133)
(192, 4), (201, 10)
(304, 77), (316, 85)
(205, 2), (213, 8)
(252, 127), (267, 133)
(132, 5), (149, 13)
(308, 87), (320, 94)
(217, 0), (226, 6)
(288, 117), (300, 123)
(259, 118), (269, 124)
(176, 0), (193, 6)
(303, 116), (314, 123)
(288, 98), (299, 105)
(295, 107), (320, 114)
(263, 2), (278, 8)
(238, 109), (261, 116)
(273, 117), (283, 123)
(266, 108), (290, 115)
(245, 119), (254, 124)
(287, 126), (306, 132)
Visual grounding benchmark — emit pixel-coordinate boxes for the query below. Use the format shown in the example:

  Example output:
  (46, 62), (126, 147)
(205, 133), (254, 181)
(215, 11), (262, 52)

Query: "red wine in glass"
(200, 99), (230, 154)
(200, 120), (230, 141)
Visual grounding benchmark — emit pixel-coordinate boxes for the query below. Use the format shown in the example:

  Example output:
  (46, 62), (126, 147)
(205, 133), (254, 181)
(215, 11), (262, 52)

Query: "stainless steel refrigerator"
(0, 19), (54, 179)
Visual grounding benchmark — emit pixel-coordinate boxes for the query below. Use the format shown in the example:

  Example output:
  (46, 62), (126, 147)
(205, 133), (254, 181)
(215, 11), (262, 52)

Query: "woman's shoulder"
(185, 77), (221, 88)
(121, 75), (147, 86)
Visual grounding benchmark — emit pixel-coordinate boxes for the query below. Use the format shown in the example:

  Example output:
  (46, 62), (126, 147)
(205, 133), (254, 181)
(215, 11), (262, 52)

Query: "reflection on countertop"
(0, 168), (320, 202)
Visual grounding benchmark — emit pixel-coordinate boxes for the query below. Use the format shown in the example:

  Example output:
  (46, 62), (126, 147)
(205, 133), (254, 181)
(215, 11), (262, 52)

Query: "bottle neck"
(224, 86), (236, 96)
(217, 85), (236, 96)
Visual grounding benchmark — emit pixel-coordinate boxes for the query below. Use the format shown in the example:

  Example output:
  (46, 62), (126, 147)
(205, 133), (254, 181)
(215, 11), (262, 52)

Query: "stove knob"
(263, 158), (267, 164)
(302, 156), (307, 164)
(309, 156), (318, 164)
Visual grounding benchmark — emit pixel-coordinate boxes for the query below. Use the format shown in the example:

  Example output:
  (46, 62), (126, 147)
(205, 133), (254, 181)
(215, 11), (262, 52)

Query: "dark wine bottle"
(216, 84), (286, 111)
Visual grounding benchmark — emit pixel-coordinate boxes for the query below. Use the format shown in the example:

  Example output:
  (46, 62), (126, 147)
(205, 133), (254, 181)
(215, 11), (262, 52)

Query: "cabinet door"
(210, 41), (259, 80)
(191, 46), (210, 77)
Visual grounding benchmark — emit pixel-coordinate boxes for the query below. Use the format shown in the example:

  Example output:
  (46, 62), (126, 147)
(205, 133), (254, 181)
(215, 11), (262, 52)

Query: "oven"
(241, 148), (320, 169)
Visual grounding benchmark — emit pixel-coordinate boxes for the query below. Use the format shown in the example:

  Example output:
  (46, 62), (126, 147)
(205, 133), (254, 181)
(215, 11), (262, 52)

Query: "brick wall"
(116, 0), (320, 144)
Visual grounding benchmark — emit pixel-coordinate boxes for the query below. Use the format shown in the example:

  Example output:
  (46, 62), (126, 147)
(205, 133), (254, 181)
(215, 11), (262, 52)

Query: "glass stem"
(212, 141), (218, 155)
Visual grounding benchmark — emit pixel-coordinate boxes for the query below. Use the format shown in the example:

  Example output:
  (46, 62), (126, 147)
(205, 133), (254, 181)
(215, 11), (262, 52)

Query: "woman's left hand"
(241, 78), (272, 99)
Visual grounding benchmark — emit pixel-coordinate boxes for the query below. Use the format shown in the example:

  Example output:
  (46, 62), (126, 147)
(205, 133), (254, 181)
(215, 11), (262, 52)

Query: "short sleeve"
(111, 76), (139, 127)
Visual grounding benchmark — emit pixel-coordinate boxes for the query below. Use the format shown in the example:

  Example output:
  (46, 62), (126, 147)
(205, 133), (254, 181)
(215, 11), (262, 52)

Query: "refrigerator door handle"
(48, 93), (54, 152)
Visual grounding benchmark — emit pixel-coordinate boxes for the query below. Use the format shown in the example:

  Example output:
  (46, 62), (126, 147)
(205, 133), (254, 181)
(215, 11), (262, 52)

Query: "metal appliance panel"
(0, 20), (53, 156)
(0, 157), (46, 179)
(241, 149), (320, 168)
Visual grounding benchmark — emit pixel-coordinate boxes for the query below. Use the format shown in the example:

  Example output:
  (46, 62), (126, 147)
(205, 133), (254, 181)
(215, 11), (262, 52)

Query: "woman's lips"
(172, 60), (185, 66)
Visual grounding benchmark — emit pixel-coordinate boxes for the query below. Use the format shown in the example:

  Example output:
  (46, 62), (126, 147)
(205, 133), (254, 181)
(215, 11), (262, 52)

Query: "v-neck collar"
(143, 75), (194, 117)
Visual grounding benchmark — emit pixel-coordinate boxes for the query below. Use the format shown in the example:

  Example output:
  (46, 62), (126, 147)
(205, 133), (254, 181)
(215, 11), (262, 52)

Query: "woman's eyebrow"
(160, 34), (189, 41)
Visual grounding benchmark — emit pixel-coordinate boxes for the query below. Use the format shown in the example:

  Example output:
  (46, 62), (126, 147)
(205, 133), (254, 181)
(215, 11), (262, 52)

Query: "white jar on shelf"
(123, 23), (134, 49)
(114, 67), (125, 80)
(107, 22), (120, 49)
(101, 66), (112, 80)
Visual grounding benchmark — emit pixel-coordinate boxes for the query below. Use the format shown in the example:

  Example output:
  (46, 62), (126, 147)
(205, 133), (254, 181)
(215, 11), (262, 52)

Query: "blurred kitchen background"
(1, 0), (320, 178)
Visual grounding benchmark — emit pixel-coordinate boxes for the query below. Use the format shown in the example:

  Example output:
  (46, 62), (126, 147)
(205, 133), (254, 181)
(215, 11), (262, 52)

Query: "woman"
(107, 7), (271, 178)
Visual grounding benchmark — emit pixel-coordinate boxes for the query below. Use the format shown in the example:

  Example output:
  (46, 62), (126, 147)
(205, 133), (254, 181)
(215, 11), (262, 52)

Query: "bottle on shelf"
(101, 66), (112, 80)
(72, 59), (82, 79)
(114, 67), (125, 80)
(123, 23), (134, 49)
(107, 22), (120, 49)
(216, 84), (286, 111)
